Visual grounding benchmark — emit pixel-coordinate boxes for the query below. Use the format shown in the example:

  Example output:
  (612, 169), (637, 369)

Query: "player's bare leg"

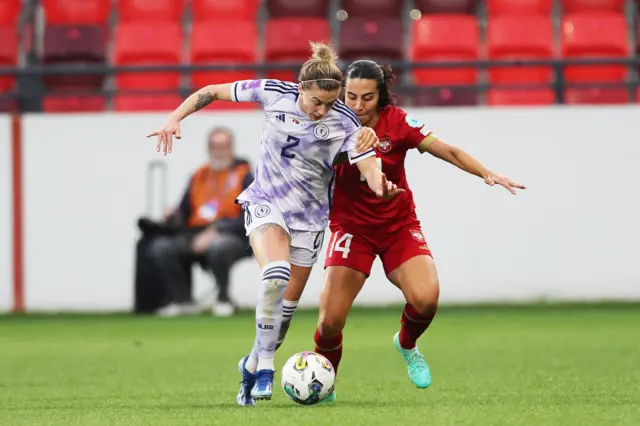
(276, 267), (312, 350)
(238, 223), (292, 405)
(387, 255), (440, 389)
(315, 266), (367, 402)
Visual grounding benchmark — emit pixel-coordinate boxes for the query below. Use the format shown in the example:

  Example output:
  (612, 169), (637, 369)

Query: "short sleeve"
(230, 79), (294, 107)
(398, 110), (431, 149)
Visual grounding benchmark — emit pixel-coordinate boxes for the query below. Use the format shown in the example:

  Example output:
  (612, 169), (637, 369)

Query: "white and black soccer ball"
(281, 351), (336, 405)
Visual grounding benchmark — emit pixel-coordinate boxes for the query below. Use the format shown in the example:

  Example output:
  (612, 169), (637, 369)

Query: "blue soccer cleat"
(236, 355), (257, 407)
(251, 369), (275, 400)
(393, 332), (432, 389)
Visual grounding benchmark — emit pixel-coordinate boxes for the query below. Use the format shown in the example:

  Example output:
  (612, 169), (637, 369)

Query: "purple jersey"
(230, 79), (375, 232)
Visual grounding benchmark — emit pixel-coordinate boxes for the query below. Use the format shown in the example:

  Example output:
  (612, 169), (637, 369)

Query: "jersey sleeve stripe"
(265, 81), (298, 92)
(232, 82), (239, 102)
(334, 101), (361, 126)
(349, 148), (374, 161)
(264, 87), (298, 96)
(332, 104), (360, 128)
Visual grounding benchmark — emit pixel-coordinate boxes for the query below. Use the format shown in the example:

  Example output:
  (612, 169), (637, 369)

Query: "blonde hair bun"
(310, 41), (339, 65)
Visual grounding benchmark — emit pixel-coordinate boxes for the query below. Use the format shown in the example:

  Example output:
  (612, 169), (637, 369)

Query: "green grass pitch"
(1, 304), (639, 425)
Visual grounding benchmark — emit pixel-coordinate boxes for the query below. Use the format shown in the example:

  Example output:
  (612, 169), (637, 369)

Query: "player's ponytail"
(345, 60), (397, 110)
(299, 42), (343, 92)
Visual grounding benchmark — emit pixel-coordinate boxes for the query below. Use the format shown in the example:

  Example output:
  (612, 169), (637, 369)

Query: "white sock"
(254, 261), (290, 372)
(276, 300), (299, 349)
(245, 344), (258, 374)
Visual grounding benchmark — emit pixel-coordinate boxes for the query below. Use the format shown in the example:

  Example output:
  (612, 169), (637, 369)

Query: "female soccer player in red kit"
(278, 60), (525, 398)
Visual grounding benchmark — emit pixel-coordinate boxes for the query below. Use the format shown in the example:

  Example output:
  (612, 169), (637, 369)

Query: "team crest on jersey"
(410, 229), (425, 242)
(313, 124), (331, 140)
(377, 137), (392, 153)
(254, 205), (271, 218)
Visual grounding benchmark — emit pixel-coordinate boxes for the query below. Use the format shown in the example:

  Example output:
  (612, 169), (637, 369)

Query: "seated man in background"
(149, 126), (253, 317)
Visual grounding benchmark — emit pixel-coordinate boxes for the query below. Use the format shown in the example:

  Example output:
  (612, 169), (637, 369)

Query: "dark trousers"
(147, 232), (248, 305)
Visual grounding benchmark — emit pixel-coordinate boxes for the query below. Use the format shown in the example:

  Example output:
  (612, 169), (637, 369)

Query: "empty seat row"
(415, 13), (630, 87)
(25, 12), (636, 94)
(34, 0), (637, 24)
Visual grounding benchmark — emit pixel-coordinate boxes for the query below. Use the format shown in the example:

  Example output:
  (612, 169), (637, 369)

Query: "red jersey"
(330, 105), (430, 232)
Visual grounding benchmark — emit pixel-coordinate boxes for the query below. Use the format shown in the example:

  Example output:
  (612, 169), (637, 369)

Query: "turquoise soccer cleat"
(320, 389), (337, 404)
(393, 332), (431, 389)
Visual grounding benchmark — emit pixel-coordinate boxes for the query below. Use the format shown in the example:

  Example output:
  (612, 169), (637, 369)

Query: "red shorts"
(323, 222), (433, 277)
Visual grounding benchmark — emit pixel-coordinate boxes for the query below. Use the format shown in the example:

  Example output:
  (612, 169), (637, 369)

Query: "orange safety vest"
(187, 162), (250, 228)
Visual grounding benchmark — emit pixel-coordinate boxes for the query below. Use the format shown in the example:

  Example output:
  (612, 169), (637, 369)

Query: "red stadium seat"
(43, 0), (111, 25)
(412, 89), (478, 107)
(340, 0), (404, 18)
(113, 94), (184, 111)
(190, 21), (257, 88)
(486, 0), (553, 16)
(0, 0), (21, 24)
(635, 13), (640, 59)
(42, 25), (107, 90)
(267, 0), (330, 17)
(411, 15), (480, 86)
(562, 13), (629, 83)
(413, 0), (477, 14)
(42, 94), (107, 112)
(0, 25), (18, 92)
(191, 0), (261, 21)
(486, 16), (555, 84)
(114, 23), (183, 90)
(118, 0), (183, 22)
(487, 89), (556, 105)
(561, 0), (624, 13)
(339, 18), (404, 61)
(0, 98), (16, 113)
(265, 18), (331, 82)
(564, 87), (629, 104)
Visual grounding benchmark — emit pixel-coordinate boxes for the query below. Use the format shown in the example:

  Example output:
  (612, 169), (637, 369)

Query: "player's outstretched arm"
(147, 83), (234, 155)
(357, 157), (405, 200)
(418, 135), (526, 195)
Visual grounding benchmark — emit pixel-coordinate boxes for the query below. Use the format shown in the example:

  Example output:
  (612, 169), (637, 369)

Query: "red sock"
(399, 303), (436, 350)
(314, 329), (343, 374)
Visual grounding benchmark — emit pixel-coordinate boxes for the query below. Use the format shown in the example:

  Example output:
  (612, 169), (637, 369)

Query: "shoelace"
(406, 350), (428, 374)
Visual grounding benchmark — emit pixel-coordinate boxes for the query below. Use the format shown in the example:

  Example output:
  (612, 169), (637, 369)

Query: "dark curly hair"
(344, 60), (397, 110)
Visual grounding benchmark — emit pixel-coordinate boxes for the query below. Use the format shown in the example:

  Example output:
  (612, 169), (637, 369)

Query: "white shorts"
(241, 200), (325, 268)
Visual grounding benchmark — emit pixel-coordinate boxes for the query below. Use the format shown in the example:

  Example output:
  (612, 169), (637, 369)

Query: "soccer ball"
(281, 351), (336, 405)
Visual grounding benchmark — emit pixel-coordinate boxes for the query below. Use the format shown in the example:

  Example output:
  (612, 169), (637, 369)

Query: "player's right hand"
(378, 173), (405, 200)
(147, 116), (182, 155)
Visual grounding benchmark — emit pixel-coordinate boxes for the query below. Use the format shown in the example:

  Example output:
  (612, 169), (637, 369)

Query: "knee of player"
(318, 312), (347, 336)
(407, 290), (439, 316)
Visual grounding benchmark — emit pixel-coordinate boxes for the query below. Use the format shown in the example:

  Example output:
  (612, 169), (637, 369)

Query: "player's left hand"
(378, 173), (405, 200)
(484, 173), (526, 195)
(356, 127), (379, 153)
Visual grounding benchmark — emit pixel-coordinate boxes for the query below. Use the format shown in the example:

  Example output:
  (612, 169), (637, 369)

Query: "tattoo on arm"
(194, 92), (214, 111)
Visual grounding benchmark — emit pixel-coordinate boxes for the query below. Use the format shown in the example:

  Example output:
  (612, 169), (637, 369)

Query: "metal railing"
(1, 57), (639, 108)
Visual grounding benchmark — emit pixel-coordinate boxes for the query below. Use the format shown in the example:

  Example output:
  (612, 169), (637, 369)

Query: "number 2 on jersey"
(360, 157), (382, 181)
(281, 135), (300, 159)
